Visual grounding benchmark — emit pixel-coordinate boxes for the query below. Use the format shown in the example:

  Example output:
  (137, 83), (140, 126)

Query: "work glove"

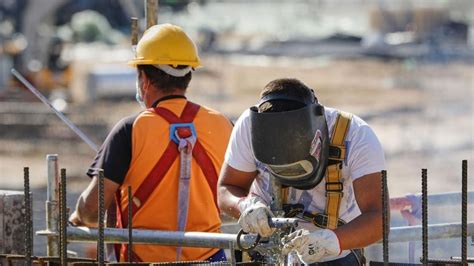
(238, 196), (275, 237)
(281, 229), (341, 264)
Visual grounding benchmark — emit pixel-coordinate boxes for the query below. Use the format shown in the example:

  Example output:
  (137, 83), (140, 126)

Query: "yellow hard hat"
(128, 23), (201, 68)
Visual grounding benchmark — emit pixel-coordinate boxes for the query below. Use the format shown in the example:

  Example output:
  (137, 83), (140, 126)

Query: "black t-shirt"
(87, 114), (137, 185)
(87, 95), (187, 184)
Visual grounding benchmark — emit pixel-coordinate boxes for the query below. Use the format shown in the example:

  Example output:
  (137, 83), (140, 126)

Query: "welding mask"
(250, 94), (329, 190)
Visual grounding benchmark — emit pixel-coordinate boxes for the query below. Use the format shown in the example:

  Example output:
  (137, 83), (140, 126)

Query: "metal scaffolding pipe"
(382, 221), (474, 243)
(43, 221), (473, 247)
(45, 154), (59, 257)
(59, 226), (258, 249)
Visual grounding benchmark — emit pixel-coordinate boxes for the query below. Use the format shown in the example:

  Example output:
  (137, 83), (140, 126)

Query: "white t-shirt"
(224, 106), (386, 262)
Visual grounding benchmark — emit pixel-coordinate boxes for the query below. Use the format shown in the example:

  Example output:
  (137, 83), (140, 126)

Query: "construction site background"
(0, 0), (473, 263)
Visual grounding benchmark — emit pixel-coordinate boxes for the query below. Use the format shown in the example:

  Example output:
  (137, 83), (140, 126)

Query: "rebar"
(128, 185), (133, 262)
(11, 69), (99, 152)
(461, 160), (468, 266)
(421, 168), (428, 266)
(145, 0), (157, 29)
(98, 170), (105, 266)
(229, 240), (236, 266)
(131, 17), (138, 47)
(381, 170), (389, 266)
(24, 167), (32, 266)
(59, 168), (68, 265)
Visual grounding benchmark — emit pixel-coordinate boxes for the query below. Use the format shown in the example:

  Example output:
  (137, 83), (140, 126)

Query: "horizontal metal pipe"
(37, 222), (474, 249)
(383, 221), (474, 243)
(54, 227), (259, 249)
(391, 191), (474, 206)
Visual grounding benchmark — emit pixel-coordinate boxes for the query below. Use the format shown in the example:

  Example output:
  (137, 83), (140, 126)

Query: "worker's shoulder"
(111, 113), (140, 131)
(197, 104), (232, 124)
(324, 106), (368, 127)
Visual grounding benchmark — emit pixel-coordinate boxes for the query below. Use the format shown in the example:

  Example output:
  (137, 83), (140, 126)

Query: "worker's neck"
(146, 88), (186, 108)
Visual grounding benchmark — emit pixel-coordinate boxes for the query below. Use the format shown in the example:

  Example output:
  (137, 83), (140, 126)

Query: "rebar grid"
(381, 170), (389, 266)
(24, 167), (32, 266)
(461, 160), (468, 266)
(421, 168), (428, 266)
(128, 185), (133, 262)
(60, 168), (68, 265)
(98, 170), (105, 266)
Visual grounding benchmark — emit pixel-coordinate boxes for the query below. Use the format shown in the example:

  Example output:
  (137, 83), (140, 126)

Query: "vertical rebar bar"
(59, 168), (68, 266)
(131, 16), (138, 55)
(421, 168), (428, 266)
(97, 170), (105, 266)
(128, 185), (133, 262)
(46, 154), (59, 256)
(145, 0), (157, 29)
(381, 170), (389, 265)
(461, 160), (467, 266)
(24, 167), (32, 266)
(229, 240), (236, 266)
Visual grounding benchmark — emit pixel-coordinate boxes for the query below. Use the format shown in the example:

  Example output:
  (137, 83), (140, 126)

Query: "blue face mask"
(135, 78), (146, 109)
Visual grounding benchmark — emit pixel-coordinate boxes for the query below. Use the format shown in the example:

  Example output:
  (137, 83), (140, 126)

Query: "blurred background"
(0, 0), (473, 263)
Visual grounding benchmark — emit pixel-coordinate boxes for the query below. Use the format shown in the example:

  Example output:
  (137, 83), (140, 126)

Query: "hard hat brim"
(128, 58), (201, 68)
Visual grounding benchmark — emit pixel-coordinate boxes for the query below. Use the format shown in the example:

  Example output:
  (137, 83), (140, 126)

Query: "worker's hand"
(238, 196), (275, 237)
(68, 210), (84, 226)
(281, 229), (341, 264)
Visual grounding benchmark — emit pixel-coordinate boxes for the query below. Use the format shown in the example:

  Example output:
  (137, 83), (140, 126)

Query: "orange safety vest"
(115, 99), (232, 262)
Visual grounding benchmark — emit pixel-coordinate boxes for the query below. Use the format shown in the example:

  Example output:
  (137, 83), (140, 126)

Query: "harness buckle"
(169, 123), (197, 144)
(325, 182), (344, 193)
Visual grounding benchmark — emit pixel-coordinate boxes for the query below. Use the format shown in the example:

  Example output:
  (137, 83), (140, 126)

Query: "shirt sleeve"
(87, 114), (137, 185)
(224, 109), (257, 172)
(347, 118), (386, 181)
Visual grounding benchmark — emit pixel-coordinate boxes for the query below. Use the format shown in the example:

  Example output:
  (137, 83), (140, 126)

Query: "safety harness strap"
(115, 101), (219, 262)
(325, 111), (352, 229)
(120, 102), (200, 227)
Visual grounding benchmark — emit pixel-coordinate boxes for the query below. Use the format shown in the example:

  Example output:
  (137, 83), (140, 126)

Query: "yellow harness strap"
(325, 111), (352, 229)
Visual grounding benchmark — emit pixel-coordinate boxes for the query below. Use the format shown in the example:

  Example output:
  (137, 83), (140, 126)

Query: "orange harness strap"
(115, 101), (219, 262)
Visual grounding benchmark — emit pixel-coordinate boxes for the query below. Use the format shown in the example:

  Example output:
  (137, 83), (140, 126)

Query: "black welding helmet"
(250, 92), (329, 190)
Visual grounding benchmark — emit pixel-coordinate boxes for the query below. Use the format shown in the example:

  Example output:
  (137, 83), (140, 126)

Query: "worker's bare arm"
(334, 172), (386, 250)
(69, 176), (119, 227)
(217, 163), (257, 218)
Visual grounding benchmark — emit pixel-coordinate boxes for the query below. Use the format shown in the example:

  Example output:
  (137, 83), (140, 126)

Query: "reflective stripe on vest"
(325, 111), (352, 229)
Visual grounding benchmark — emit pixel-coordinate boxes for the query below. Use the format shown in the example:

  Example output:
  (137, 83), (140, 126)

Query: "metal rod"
(145, 0), (157, 29)
(59, 168), (68, 265)
(11, 69), (99, 152)
(269, 174), (283, 215)
(97, 170), (105, 266)
(24, 167), (32, 266)
(229, 240), (236, 266)
(383, 222), (474, 243)
(127, 185), (133, 262)
(131, 17), (138, 47)
(421, 168), (428, 266)
(62, 227), (259, 248)
(46, 154), (59, 257)
(381, 170), (389, 265)
(391, 191), (474, 206)
(38, 221), (474, 246)
(461, 160), (468, 266)
(451, 256), (474, 263)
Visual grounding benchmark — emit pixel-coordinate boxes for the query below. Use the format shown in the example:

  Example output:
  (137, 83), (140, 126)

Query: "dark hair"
(137, 65), (192, 93)
(258, 78), (316, 113)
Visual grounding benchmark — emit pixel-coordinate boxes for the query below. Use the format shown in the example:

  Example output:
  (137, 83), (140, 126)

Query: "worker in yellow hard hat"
(69, 24), (233, 263)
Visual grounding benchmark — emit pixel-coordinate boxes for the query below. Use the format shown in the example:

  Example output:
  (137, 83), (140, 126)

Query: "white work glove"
(282, 229), (341, 264)
(237, 196), (275, 237)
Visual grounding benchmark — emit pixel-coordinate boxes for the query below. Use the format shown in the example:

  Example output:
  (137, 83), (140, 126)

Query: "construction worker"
(218, 78), (386, 265)
(69, 24), (233, 262)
